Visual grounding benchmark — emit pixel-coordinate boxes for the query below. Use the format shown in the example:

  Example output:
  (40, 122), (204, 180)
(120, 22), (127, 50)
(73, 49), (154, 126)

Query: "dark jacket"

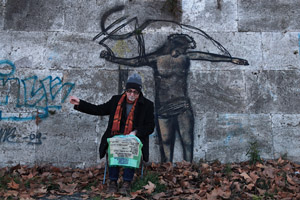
(74, 93), (155, 162)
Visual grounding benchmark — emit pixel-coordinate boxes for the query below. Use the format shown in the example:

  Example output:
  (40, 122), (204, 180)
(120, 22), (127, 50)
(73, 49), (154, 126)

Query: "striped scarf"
(111, 93), (138, 136)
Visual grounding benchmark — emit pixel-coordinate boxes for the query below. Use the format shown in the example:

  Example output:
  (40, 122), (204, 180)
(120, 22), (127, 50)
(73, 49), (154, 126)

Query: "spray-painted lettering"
(0, 59), (75, 121)
(0, 127), (46, 145)
(0, 127), (17, 143)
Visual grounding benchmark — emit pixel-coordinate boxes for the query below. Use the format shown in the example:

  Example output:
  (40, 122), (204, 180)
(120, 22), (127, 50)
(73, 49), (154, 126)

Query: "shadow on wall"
(92, 6), (249, 163)
(0, 60), (75, 121)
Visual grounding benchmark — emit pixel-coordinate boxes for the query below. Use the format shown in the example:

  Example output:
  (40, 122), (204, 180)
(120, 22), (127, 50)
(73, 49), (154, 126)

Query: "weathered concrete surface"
(1, 0), (300, 168)
(0, 121), (37, 166)
(0, 0), (4, 30)
(272, 114), (300, 161)
(189, 70), (246, 113)
(35, 113), (99, 168)
(4, 0), (64, 31)
(203, 113), (273, 163)
(238, 0), (300, 32)
(245, 70), (300, 114)
(262, 32), (300, 70)
(182, 0), (238, 32)
(190, 32), (262, 70)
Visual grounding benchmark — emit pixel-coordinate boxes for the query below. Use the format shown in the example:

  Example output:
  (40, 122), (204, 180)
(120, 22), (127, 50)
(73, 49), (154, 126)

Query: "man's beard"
(127, 96), (136, 102)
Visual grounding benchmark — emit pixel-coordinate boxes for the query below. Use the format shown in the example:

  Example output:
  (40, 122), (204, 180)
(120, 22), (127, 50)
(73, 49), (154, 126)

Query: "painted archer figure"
(95, 6), (249, 162)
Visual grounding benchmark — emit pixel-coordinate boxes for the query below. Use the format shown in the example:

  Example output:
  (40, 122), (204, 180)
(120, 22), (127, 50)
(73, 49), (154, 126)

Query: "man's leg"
(120, 167), (135, 195)
(123, 167), (135, 182)
(107, 167), (119, 193)
(109, 166), (119, 181)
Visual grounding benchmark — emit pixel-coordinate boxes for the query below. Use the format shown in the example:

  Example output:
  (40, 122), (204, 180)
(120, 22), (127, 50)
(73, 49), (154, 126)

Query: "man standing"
(69, 73), (155, 194)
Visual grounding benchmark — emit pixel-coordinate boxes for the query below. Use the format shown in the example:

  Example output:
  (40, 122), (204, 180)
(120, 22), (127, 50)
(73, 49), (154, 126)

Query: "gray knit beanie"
(126, 73), (142, 92)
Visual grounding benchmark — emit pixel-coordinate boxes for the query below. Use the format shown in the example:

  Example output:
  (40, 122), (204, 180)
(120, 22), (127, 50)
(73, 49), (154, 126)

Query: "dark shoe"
(107, 180), (118, 193)
(119, 181), (131, 195)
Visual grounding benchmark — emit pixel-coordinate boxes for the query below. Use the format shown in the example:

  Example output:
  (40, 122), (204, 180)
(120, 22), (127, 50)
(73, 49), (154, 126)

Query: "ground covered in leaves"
(0, 158), (299, 200)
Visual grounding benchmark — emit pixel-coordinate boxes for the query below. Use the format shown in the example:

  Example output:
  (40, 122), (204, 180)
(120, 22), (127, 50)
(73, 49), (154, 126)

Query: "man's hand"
(232, 58), (249, 66)
(69, 96), (80, 105)
(129, 130), (137, 136)
(100, 50), (112, 61)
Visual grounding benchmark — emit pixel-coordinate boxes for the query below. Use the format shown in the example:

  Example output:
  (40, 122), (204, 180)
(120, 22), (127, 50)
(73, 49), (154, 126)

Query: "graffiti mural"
(0, 60), (75, 121)
(94, 6), (249, 162)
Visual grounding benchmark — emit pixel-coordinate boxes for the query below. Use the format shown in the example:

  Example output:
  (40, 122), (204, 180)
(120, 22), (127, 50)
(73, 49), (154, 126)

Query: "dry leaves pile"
(0, 157), (299, 200)
(149, 158), (300, 200)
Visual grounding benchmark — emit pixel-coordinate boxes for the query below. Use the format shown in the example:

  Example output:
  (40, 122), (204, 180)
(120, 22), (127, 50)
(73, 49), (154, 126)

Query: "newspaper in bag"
(107, 135), (143, 168)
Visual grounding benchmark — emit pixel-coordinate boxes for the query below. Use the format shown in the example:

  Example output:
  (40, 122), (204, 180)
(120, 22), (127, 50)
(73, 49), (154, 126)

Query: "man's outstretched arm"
(187, 51), (249, 65)
(100, 50), (156, 67)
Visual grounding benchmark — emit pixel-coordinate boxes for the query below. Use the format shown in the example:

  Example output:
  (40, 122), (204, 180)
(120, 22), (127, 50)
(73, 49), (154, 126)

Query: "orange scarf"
(111, 93), (138, 136)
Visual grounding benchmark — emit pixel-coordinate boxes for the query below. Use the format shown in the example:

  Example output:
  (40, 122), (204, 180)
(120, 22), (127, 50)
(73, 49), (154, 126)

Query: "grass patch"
(223, 163), (232, 176)
(83, 179), (99, 191)
(0, 175), (10, 190)
(246, 141), (262, 165)
(131, 171), (166, 193)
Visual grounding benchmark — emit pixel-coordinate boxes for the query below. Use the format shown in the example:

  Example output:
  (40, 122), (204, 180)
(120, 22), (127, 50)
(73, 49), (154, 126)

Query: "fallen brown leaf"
(208, 187), (231, 200)
(4, 190), (19, 197)
(283, 163), (293, 171)
(143, 181), (156, 194)
(47, 195), (59, 199)
(174, 187), (184, 195)
(232, 181), (241, 192)
(256, 187), (266, 195)
(19, 192), (33, 200)
(80, 194), (89, 200)
(240, 172), (253, 183)
(198, 189), (206, 197)
(162, 162), (173, 172)
(153, 192), (166, 200)
(22, 172), (34, 179)
(245, 183), (255, 190)
(263, 167), (275, 179)
(180, 180), (190, 188)
(249, 171), (259, 183)
(286, 175), (296, 185)
(58, 182), (77, 194)
(29, 186), (48, 196)
(202, 163), (209, 168)
(72, 172), (81, 179)
(8, 180), (20, 190)
(255, 163), (266, 168)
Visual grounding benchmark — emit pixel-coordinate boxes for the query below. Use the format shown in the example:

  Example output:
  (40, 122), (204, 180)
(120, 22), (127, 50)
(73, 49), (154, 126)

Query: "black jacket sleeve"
(74, 96), (114, 116)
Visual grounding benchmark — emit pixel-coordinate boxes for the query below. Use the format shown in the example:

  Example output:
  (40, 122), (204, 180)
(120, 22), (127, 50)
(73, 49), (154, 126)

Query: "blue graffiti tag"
(218, 114), (244, 146)
(0, 60), (15, 77)
(0, 60), (75, 121)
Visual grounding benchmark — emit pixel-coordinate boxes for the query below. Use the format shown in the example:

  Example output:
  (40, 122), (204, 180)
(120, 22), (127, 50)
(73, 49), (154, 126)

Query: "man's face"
(171, 46), (188, 58)
(126, 88), (140, 102)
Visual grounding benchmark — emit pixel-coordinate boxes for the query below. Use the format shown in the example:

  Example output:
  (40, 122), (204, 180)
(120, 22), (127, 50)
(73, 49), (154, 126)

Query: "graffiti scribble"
(0, 127), (46, 145)
(0, 60), (75, 121)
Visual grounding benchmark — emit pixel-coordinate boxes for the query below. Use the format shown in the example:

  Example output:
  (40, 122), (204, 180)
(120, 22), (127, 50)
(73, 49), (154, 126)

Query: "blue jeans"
(109, 167), (135, 182)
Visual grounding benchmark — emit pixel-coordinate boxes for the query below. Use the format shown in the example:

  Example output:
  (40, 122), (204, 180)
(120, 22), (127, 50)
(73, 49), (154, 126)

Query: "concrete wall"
(0, 0), (299, 167)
